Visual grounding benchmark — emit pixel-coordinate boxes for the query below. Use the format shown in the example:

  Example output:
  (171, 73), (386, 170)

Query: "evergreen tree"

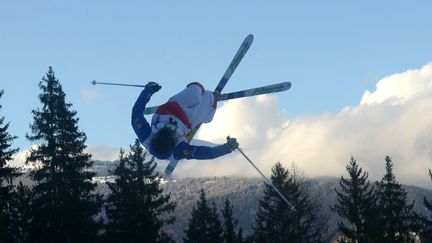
(105, 139), (176, 242)
(0, 89), (20, 242)
(221, 198), (243, 243)
(10, 182), (33, 243)
(184, 189), (223, 243)
(334, 156), (377, 243)
(104, 149), (130, 239)
(251, 162), (324, 243)
(374, 156), (420, 243)
(421, 169), (432, 241)
(26, 67), (102, 242)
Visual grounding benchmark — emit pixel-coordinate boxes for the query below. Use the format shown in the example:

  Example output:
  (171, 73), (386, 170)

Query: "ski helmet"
(150, 122), (177, 159)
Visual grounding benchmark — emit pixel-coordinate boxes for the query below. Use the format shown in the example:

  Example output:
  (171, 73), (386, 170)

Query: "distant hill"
(14, 160), (432, 242)
(156, 176), (432, 242)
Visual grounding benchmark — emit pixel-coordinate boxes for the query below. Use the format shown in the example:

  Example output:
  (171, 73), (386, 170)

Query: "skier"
(131, 81), (239, 162)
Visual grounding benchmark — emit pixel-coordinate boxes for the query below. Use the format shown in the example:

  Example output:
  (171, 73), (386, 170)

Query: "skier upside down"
(131, 81), (239, 162)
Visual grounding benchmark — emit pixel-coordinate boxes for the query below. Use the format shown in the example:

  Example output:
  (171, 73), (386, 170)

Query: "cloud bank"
(84, 144), (123, 161)
(174, 63), (432, 187)
(12, 144), (122, 167)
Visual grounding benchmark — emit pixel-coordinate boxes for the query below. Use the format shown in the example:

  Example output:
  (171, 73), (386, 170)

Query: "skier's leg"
(189, 90), (217, 128)
(169, 82), (204, 108)
(168, 82), (216, 128)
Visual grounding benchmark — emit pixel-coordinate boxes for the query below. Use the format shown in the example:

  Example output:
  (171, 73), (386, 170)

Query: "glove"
(145, 82), (162, 94)
(225, 136), (239, 152)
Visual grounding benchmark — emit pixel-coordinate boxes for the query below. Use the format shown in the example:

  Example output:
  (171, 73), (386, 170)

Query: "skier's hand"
(225, 136), (239, 152)
(145, 82), (162, 94)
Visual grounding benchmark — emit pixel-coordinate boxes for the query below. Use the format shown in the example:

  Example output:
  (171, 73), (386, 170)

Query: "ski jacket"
(131, 87), (232, 161)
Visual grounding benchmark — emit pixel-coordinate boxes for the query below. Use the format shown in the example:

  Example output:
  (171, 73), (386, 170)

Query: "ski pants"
(169, 82), (217, 128)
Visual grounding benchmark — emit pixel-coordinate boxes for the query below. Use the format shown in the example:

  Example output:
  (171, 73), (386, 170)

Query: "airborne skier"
(131, 81), (239, 163)
(130, 35), (253, 176)
(100, 34), (293, 208)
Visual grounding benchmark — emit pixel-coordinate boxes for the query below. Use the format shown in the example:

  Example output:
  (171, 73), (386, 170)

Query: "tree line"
(1, 67), (432, 242)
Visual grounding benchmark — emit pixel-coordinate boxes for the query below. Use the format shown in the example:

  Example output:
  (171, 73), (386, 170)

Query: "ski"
(220, 81), (290, 100)
(214, 34), (254, 94)
(144, 81), (291, 115)
(164, 34), (254, 176)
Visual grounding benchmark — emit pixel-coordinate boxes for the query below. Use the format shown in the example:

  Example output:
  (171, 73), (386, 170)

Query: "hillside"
(152, 176), (431, 242)
(17, 160), (432, 242)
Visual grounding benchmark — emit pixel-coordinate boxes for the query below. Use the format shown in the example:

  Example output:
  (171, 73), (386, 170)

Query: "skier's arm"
(131, 82), (161, 143)
(173, 137), (239, 160)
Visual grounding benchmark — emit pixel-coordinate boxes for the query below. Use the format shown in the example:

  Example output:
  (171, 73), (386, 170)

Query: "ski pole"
(91, 80), (147, 88)
(236, 147), (296, 212)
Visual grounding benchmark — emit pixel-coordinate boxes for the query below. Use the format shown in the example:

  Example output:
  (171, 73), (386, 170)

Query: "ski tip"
(280, 81), (292, 91)
(246, 34), (254, 42)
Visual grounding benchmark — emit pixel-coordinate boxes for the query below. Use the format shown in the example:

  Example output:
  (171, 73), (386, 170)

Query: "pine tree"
(10, 181), (32, 243)
(26, 67), (102, 242)
(105, 139), (176, 242)
(222, 198), (243, 243)
(251, 162), (324, 243)
(184, 189), (223, 243)
(0, 89), (20, 242)
(104, 149), (130, 240)
(420, 169), (432, 241)
(374, 156), (420, 243)
(334, 156), (378, 243)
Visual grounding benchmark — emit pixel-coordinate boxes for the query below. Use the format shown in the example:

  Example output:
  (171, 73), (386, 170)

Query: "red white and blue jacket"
(131, 86), (232, 160)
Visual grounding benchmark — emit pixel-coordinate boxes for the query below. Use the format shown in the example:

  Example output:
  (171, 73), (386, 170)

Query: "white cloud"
(10, 144), (122, 167)
(85, 144), (122, 161)
(172, 62), (432, 187)
(360, 63), (432, 105)
(10, 147), (33, 167)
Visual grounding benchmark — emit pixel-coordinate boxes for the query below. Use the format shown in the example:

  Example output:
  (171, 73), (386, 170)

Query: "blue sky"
(2, 1), (432, 185)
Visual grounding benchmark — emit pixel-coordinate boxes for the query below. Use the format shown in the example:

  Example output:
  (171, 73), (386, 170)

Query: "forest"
(2, 67), (432, 242)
